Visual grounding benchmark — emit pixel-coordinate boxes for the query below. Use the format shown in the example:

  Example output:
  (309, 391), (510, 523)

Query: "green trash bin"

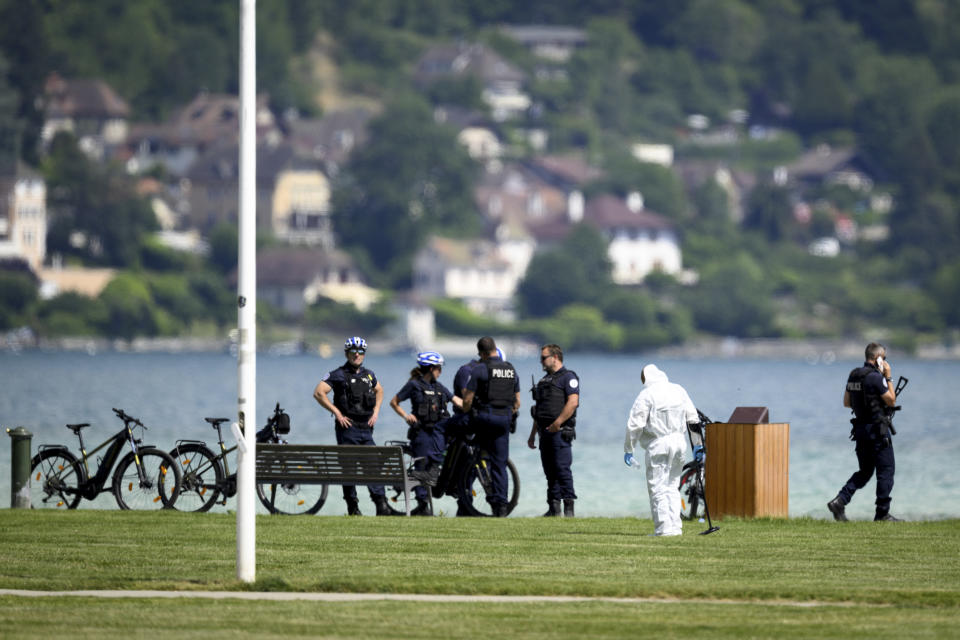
(7, 427), (33, 509)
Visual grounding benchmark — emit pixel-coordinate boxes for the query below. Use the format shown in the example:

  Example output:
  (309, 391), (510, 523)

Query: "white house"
(585, 194), (682, 285)
(413, 236), (519, 319)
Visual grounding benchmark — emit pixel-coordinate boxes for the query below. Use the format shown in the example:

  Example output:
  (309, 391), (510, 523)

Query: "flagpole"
(236, 0), (257, 583)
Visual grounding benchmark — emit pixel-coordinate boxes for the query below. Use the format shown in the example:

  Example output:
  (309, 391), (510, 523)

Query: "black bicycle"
(169, 403), (328, 515)
(30, 408), (182, 510)
(679, 410), (712, 521)
(427, 431), (520, 517)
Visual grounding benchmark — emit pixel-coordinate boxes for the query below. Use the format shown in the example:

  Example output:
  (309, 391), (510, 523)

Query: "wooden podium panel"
(704, 422), (789, 518)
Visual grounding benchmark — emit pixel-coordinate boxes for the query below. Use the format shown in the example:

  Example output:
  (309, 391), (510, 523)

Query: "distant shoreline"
(4, 334), (960, 360)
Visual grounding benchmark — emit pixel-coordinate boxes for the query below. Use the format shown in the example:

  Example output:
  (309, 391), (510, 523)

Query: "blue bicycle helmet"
(416, 351), (444, 367)
(344, 336), (367, 351)
(495, 347), (505, 360)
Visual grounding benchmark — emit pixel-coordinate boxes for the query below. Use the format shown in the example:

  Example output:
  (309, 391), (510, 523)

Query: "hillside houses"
(20, 42), (892, 329)
(41, 73), (130, 161)
(415, 42), (530, 121)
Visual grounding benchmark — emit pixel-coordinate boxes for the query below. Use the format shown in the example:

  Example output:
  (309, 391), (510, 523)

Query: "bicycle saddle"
(65, 423), (91, 433)
(205, 417), (230, 427)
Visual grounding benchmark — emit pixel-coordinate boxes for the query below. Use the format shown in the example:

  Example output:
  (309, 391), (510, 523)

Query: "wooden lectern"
(704, 420), (789, 518)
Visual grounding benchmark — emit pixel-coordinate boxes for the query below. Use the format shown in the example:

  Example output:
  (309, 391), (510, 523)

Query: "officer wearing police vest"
(527, 343), (580, 517)
(313, 336), (401, 516)
(828, 342), (901, 522)
(461, 336), (521, 517)
(389, 351), (461, 516)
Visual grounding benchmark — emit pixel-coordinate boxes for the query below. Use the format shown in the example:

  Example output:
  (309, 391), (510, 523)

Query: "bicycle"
(30, 407), (182, 510)
(169, 403), (328, 515)
(424, 430), (520, 517)
(679, 410), (711, 521)
(679, 409), (720, 534)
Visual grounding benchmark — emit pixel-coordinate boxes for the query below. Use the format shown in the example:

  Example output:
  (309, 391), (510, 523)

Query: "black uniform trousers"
(838, 423), (895, 517)
(538, 429), (576, 501)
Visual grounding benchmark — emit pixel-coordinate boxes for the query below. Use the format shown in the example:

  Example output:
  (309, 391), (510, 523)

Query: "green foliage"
(685, 252), (777, 337)
(743, 181), (793, 242)
(34, 292), (106, 336)
(331, 94), (480, 287)
(208, 222), (239, 274)
(592, 150), (690, 218)
(42, 133), (157, 268)
(0, 271), (36, 329)
(304, 297), (395, 336)
(139, 237), (198, 272)
(424, 75), (485, 111)
(97, 272), (159, 339)
(433, 298), (509, 336)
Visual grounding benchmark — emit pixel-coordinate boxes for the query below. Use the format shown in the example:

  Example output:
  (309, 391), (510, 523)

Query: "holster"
(560, 425), (576, 442)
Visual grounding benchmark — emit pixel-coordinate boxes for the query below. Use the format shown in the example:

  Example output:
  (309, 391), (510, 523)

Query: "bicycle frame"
(46, 419), (145, 500)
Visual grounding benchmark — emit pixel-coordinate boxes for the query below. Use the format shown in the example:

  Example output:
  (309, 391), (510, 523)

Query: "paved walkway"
(0, 589), (879, 607)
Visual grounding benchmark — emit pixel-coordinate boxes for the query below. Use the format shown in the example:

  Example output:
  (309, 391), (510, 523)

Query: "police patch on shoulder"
(568, 378), (579, 389)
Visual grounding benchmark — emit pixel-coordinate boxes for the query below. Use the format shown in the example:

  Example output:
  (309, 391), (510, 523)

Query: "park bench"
(255, 443), (423, 515)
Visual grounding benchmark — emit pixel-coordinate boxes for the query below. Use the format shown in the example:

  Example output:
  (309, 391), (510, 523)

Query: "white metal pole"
(236, 0), (257, 583)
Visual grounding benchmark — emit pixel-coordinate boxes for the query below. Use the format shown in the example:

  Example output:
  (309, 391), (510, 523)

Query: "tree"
(0, 271), (36, 330)
(744, 181), (792, 242)
(686, 252), (777, 337)
(42, 133), (156, 267)
(670, 0), (764, 66)
(331, 94), (479, 287)
(516, 224), (613, 318)
(97, 273), (158, 339)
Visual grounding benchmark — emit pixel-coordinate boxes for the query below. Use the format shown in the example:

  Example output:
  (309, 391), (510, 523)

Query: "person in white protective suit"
(623, 364), (699, 536)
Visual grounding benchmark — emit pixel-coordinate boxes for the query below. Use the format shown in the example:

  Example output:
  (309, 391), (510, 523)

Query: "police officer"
(461, 336), (520, 517)
(313, 336), (400, 516)
(389, 351), (461, 516)
(527, 344), (580, 517)
(828, 342), (901, 522)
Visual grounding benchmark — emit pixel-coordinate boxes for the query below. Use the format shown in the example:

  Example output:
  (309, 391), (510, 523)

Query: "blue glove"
(693, 445), (704, 463)
(624, 452), (635, 467)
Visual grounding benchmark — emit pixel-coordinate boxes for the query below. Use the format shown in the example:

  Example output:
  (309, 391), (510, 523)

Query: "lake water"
(2, 350), (958, 521)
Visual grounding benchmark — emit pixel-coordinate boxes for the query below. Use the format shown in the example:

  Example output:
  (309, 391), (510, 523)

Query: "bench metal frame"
(255, 444), (422, 515)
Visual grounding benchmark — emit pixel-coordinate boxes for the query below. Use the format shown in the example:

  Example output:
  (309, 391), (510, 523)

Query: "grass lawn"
(1, 510), (958, 638)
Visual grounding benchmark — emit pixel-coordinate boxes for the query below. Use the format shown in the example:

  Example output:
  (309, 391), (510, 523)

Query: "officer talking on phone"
(828, 342), (901, 522)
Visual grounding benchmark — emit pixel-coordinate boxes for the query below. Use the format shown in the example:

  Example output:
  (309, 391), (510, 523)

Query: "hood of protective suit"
(626, 363), (697, 453)
(642, 364), (669, 387)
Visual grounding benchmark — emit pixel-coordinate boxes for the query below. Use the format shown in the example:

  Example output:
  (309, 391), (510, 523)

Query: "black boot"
(542, 499), (561, 517)
(493, 502), (510, 517)
(345, 498), (362, 516)
(411, 498), (432, 516)
(563, 499), (575, 518)
(374, 495), (403, 516)
(827, 496), (848, 522)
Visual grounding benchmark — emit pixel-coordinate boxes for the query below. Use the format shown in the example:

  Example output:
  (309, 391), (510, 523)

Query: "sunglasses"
(347, 349), (365, 355)
(540, 354), (552, 362)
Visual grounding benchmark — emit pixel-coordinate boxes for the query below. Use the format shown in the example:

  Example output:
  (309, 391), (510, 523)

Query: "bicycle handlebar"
(112, 407), (146, 429)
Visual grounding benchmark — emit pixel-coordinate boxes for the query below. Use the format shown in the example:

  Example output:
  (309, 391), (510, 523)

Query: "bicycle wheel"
(169, 443), (224, 512)
(456, 455), (520, 517)
(679, 465), (703, 521)
(257, 481), (328, 515)
(30, 449), (84, 509)
(112, 447), (182, 510)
